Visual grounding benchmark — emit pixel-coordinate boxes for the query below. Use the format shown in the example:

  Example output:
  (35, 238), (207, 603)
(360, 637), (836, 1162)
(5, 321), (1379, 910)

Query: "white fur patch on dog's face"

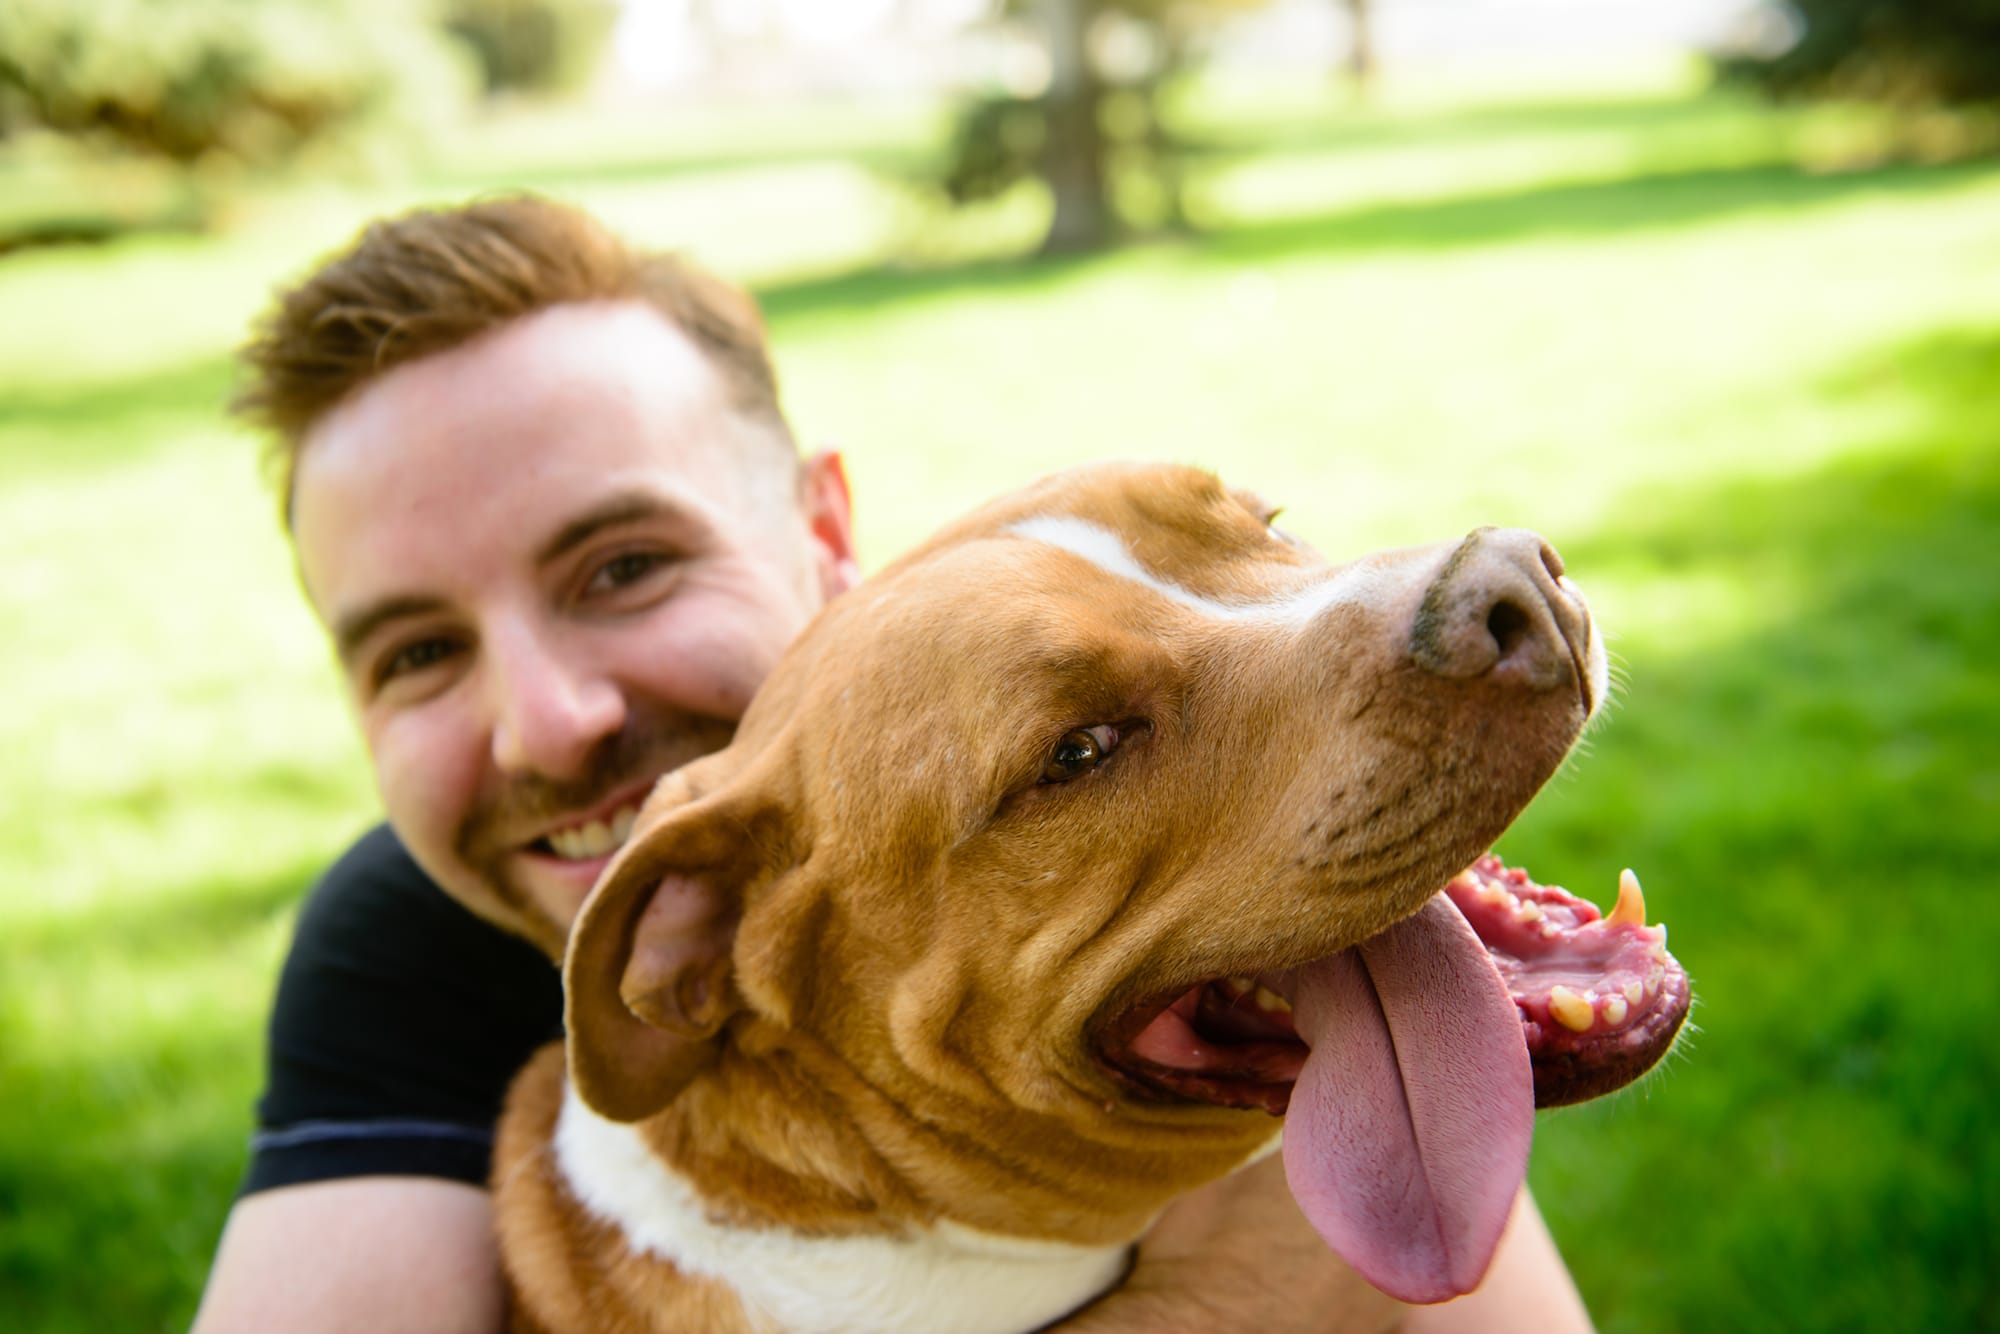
(1011, 512), (1610, 722)
(554, 1086), (1131, 1334)
(1008, 514), (1378, 628)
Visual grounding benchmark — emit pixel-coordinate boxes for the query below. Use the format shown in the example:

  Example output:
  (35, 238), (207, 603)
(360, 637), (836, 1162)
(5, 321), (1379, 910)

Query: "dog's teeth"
(1253, 986), (1292, 1015)
(1549, 985), (1595, 1032)
(1223, 977), (1253, 998)
(1645, 964), (1665, 997)
(1602, 995), (1629, 1026)
(1623, 979), (1645, 1006)
(1513, 899), (1544, 924)
(613, 806), (637, 844)
(1540, 922), (1563, 939)
(1607, 868), (1649, 928)
(1451, 868), (1482, 892)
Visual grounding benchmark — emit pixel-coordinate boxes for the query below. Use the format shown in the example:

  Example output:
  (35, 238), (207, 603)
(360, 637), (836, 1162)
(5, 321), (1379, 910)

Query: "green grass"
(3, 63), (1996, 1332)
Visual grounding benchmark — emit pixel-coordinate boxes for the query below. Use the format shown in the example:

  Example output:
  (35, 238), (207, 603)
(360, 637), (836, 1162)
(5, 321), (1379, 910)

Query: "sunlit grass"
(2, 67), (1996, 1332)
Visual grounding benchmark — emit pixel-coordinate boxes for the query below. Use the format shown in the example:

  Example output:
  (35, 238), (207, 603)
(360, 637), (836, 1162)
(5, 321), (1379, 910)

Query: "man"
(194, 196), (1593, 1332)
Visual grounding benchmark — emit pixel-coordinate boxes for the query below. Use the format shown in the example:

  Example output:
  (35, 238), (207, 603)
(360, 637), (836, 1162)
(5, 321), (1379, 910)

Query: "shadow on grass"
(8, 139), (1992, 495)
(0, 355), (236, 486)
(1180, 85), (1756, 157)
(1507, 328), (2000, 1333)
(435, 87), (1726, 196)
(0, 210), (209, 259)
(0, 1030), (265, 1334)
(754, 155), (2000, 322)
(1197, 157), (1997, 263)
(431, 139), (938, 197)
(0, 851), (327, 1334)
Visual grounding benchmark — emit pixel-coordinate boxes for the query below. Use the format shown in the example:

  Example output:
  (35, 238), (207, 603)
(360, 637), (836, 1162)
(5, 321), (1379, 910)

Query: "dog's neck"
(624, 1015), (1271, 1240)
(554, 1006), (1281, 1331)
(554, 1084), (1132, 1334)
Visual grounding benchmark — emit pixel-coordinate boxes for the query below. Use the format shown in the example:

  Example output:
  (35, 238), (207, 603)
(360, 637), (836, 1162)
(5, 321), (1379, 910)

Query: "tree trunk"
(1343, 0), (1375, 97)
(1037, 0), (1114, 254)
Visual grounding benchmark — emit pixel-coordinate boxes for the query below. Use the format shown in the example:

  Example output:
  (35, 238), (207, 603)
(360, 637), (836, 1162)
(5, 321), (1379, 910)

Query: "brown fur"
(495, 1047), (759, 1333)
(494, 462), (1595, 1332)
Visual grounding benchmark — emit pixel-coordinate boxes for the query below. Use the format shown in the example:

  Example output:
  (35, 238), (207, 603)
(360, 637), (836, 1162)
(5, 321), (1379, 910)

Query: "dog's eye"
(1042, 724), (1120, 783)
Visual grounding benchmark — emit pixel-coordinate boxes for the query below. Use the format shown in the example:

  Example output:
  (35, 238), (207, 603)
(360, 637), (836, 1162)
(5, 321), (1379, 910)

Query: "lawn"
(2, 61), (1995, 1332)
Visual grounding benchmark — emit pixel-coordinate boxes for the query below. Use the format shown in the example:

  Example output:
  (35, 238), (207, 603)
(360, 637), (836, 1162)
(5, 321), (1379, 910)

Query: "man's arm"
(1403, 1188), (1594, 1334)
(1054, 1159), (1591, 1334)
(196, 828), (560, 1332)
(192, 1179), (506, 1334)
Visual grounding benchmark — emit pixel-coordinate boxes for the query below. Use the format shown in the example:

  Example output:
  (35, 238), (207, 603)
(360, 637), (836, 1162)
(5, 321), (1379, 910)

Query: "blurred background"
(2, 1), (1995, 1330)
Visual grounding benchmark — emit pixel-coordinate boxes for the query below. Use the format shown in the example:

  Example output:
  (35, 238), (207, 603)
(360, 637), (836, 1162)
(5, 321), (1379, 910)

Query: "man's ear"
(800, 448), (861, 601)
(563, 789), (772, 1123)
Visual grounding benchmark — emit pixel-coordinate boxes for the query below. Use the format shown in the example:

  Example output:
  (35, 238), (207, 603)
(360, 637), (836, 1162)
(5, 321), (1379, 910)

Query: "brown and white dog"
(492, 462), (1691, 1334)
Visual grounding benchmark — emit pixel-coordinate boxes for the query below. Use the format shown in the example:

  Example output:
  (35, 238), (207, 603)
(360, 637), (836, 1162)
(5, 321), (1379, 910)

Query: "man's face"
(292, 301), (857, 955)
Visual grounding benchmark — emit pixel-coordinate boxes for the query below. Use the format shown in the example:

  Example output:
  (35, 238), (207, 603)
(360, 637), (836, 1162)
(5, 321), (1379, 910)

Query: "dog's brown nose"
(1410, 528), (1585, 693)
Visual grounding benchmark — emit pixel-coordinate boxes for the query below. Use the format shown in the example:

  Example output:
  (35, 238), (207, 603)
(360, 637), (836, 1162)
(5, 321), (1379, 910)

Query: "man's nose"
(485, 620), (626, 778)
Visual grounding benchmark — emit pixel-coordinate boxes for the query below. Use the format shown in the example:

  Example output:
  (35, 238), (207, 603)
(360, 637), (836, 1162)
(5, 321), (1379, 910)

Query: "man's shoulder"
(242, 824), (563, 1196)
(288, 824), (549, 987)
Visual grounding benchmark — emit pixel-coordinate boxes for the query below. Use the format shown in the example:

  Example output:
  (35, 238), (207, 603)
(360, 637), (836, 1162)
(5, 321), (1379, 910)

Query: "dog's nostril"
(1487, 599), (1532, 659)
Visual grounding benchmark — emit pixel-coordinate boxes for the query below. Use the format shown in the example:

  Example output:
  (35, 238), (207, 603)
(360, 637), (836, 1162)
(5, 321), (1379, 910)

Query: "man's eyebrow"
(333, 594), (449, 665)
(535, 490), (691, 568)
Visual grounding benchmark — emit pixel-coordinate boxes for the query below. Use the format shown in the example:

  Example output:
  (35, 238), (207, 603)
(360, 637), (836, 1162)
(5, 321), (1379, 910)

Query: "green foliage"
(0, 0), (469, 165)
(941, 0), (1268, 248)
(994, 0), (1269, 22)
(941, 94), (1045, 205)
(1722, 0), (2000, 106)
(442, 0), (619, 97)
(941, 87), (1180, 219)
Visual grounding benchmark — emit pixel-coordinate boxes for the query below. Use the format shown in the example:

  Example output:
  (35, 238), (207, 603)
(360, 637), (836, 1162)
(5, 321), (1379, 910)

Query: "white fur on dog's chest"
(554, 1087), (1132, 1334)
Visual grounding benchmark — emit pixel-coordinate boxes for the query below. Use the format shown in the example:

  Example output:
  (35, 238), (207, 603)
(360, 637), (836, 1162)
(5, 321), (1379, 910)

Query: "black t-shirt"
(240, 824), (564, 1195)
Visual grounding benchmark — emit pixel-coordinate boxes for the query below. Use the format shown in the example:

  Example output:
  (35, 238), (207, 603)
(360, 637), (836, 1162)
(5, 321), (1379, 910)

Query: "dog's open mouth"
(1097, 854), (1690, 1115)
(1446, 855), (1692, 1106)
(1093, 854), (1692, 1303)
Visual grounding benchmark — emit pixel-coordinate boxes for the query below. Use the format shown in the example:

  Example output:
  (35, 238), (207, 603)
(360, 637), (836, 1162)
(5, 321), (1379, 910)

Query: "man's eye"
(586, 550), (671, 595)
(376, 637), (461, 686)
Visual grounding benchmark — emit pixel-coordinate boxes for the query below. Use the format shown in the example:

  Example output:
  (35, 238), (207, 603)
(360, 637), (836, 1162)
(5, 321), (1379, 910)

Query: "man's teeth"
(546, 804), (640, 862)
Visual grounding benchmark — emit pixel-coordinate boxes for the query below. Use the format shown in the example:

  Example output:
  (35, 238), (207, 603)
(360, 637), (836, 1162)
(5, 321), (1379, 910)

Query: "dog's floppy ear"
(564, 781), (774, 1123)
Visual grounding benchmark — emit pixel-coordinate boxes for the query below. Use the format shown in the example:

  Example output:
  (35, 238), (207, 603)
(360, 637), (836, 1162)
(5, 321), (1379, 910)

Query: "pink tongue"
(1281, 894), (1534, 1304)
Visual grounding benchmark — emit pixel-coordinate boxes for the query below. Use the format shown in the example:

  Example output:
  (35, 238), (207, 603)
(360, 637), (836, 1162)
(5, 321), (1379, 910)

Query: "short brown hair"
(236, 194), (793, 519)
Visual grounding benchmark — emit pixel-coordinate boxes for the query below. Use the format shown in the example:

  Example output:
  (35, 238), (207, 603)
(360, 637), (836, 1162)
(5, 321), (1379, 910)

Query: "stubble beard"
(453, 708), (740, 951)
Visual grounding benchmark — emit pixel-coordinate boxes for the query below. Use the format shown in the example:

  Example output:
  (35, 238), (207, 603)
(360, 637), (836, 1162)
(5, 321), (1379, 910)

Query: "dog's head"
(564, 462), (1685, 1301)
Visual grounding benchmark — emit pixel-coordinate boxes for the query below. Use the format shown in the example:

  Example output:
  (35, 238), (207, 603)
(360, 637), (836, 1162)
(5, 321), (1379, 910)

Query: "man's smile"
(521, 779), (659, 876)
(539, 801), (643, 862)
